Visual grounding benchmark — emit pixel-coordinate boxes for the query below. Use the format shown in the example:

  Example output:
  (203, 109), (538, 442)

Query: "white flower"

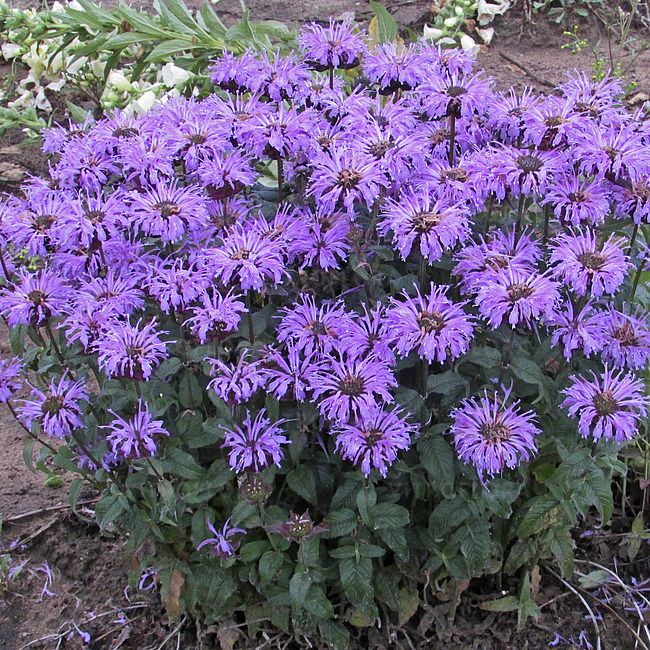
(107, 70), (134, 92)
(477, 0), (511, 26)
(160, 63), (191, 88)
(131, 90), (157, 115)
(1, 43), (23, 60)
(423, 24), (443, 41)
(460, 34), (480, 55)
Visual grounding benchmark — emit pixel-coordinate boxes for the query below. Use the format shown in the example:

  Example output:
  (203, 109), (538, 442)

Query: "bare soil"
(1, 2), (649, 647)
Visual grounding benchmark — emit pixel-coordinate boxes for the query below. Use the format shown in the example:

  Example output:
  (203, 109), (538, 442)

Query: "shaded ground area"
(1, 1), (649, 647)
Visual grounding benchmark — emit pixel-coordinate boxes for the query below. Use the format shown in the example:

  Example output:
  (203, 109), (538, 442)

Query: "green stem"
(277, 157), (284, 203)
(514, 194), (526, 241)
(629, 222), (639, 253)
(7, 400), (59, 455)
(44, 321), (65, 366)
(630, 260), (644, 301)
(133, 379), (164, 481)
(246, 292), (255, 344)
(419, 254), (428, 293)
(448, 113), (456, 166)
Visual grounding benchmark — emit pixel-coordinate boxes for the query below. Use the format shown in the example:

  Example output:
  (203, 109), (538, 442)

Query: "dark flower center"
(612, 322), (638, 347)
(337, 169), (362, 189)
(447, 85), (468, 98)
(42, 396), (63, 416)
(604, 146), (618, 161)
(186, 133), (207, 145)
(593, 390), (618, 416)
(317, 134), (333, 149)
(86, 210), (105, 223)
(633, 181), (650, 200)
(413, 211), (443, 233)
(35, 214), (56, 231)
(544, 115), (565, 127)
(578, 251), (606, 270)
(308, 320), (327, 336)
(507, 283), (534, 301)
(568, 191), (586, 203)
(443, 167), (468, 183)
(480, 420), (511, 443)
(112, 127), (139, 138)
(486, 254), (510, 269)
(338, 373), (365, 396)
(28, 289), (46, 306)
(232, 248), (251, 261)
(430, 128), (449, 146)
(363, 428), (384, 446)
(369, 140), (393, 158)
(516, 155), (543, 174)
(153, 201), (182, 218)
(418, 310), (446, 333)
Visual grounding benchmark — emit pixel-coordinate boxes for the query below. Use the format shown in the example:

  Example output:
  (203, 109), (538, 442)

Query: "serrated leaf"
(376, 527), (409, 561)
(162, 447), (204, 480)
(372, 503), (409, 530)
(287, 466), (318, 505)
(479, 595), (519, 612)
(517, 496), (564, 538)
(460, 346), (502, 368)
(326, 509), (358, 538)
(290, 571), (312, 607)
(304, 585), (334, 619)
(459, 521), (491, 574)
(259, 551), (284, 582)
(517, 571), (541, 631)
(356, 485), (376, 528)
(340, 555), (373, 606)
(319, 620), (349, 650)
(548, 526), (575, 578)
(419, 434), (455, 496)
(397, 586), (419, 625)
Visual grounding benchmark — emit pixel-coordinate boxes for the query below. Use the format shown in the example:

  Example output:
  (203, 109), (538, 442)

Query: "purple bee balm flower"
(209, 223), (286, 292)
(386, 285), (474, 363)
(549, 230), (631, 298)
(208, 352), (266, 405)
(308, 145), (388, 215)
(185, 288), (247, 343)
(450, 386), (540, 479)
(104, 399), (170, 459)
(542, 175), (611, 227)
(128, 181), (207, 244)
(521, 95), (582, 148)
(417, 159), (487, 211)
(548, 302), (606, 361)
(197, 149), (257, 200)
(145, 257), (209, 314)
(117, 132), (177, 187)
(474, 267), (560, 329)
(418, 70), (491, 120)
(197, 517), (246, 558)
(222, 408), (289, 473)
(0, 357), (23, 403)
(299, 18), (366, 70)
(61, 304), (114, 351)
(340, 302), (395, 365)
(296, 211), (351, 271)
(76, 270), (145, 318)
(310, 353), (396, 424)
(210, 50), (263, 93)
(618, 176), (650, 225)
(561, 367), (649, 443)
(0, 268), (69, 327)
(334, 406), (416, 477)
(18, 374), (89, 439)
(453, 228), (541, 295)
(276, 294), (349, 355)
(261, 344), (319, 402)
(258, 52), (312, 103)
(363, 42), (425, 93)
(379, 189), (471, 263)
(54, 139), (120, 193)
(594, 308), (650, 370)
(94, 318), (170, 381)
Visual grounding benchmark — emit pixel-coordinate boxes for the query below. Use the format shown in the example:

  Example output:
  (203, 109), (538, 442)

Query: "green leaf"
(259, 551), (285, 582)
(427, 371), (468, 396)
(178, 372), (203, 409)
(240, 540), (270, 563)
(340, 555), (374, 607)
(356, 485), (377, 528)
(287, 466), (318, 505)
(95, 492), (128, 528)
(481, 479), (522, 519)
(377, 527), (409, 561)
(372, 503), (409, 530)
(290, 571), (312, 606)
(329, 545), (357, 560)
(517, 496), (564, 538)
(460, 346), (502, 369)
(397, 586), (420, 626)
(319, 620), (350, 650)
(419, 434), (455, 496)
(548, 526), (575, 578)
(69, 478), (84, 515)
(459, 521), (491, 574)
(162, 447), (204, 480)
(517, 571), (541, 631)
(369, 0), (398, 43)
(326, 509), (357, 538)
(429, 496), (471, 534)
(479, 595), (519, 612)
(304, 585), (334, 619)
(358, 544), (385, 558)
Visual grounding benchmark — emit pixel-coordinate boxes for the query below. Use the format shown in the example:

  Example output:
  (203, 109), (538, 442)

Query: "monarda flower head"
(594, 308), (650, 371)
(222, 408), (289, 473)
(548, 302), (606, 361)
(386, 285), (474, 364)
(261, 344), (320, 402)
(184, 288), (247, 344)
(379, 189), (471, 263)
(450, 386), (540, 479)
(299, 19), (366, 70)
(208, 352), (266, 406)
(18, 374), (89, 439)
(197, 517), (246, 558)
(561, 367), (649, 443)
(339, 302), (395, 365)
(474, 267), (560, 329)
(0, 268), (70, 327)
(310, 353), (396, 424)
(334, 406), (416, 477)
(94, 318), (170, 381)
(542, 175), (611, 227)
(549, 230), (630, 298)
(104, 399), (170, 459)
(0, 357), (23, 403)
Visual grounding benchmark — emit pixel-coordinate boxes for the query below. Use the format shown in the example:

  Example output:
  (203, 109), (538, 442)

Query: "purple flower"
(474, 267), (560, 329)
(340, 302), (395, 365)
(0, 357), (23, 403)
(76, 270), (144, 318)
(185, 288), (247, 343)
(334, 406), (416, 477)
(197, 517), (246, 558)
(208, 353), (266, 405)
(618, 176), (650, 225)
(450, 387), (540, 479)
(418, 70), (491, 120)
(245, 105), (315, 159)
(18, 374), (89, 439)
(197, 149), (257, 199)
(548, 302), (606, 361)
(549, 230), (630, 298)
(310, 353), (396, 423)
(363, 42), (425, 93)
(594, 308), (650, 370)
(54, 140), (119, 193)
(0, 268), (69, 327)
(210, 50), (263, 93)
(542, 176), (611, 227)
(145, 257), (209, 314)
(261, 344), (319, 402)
(222, 408), (289, 473)
(61, 304), (114, 351)
(209, 223), (286, 292)
(276, 294), (349, 355)
(308, 145), (387, 215)
(561, 367), (649, 443)
(94, 318), (169, 381)
(296, 212), (351, 272)
(299, 19), (366, 70)
(104, 399), (170, 459)
(128, 182), (207, 243)
(379, 189), (471, 263)
(386, 285), (474, 363)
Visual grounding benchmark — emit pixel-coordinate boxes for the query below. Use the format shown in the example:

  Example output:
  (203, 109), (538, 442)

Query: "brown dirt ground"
(1, 2), (649, 648)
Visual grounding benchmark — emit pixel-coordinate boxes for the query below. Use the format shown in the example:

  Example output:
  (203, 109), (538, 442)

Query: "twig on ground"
(498, 51), (556, 88)
(154, 616), (187, 650)
(3, 498), (100, 524)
